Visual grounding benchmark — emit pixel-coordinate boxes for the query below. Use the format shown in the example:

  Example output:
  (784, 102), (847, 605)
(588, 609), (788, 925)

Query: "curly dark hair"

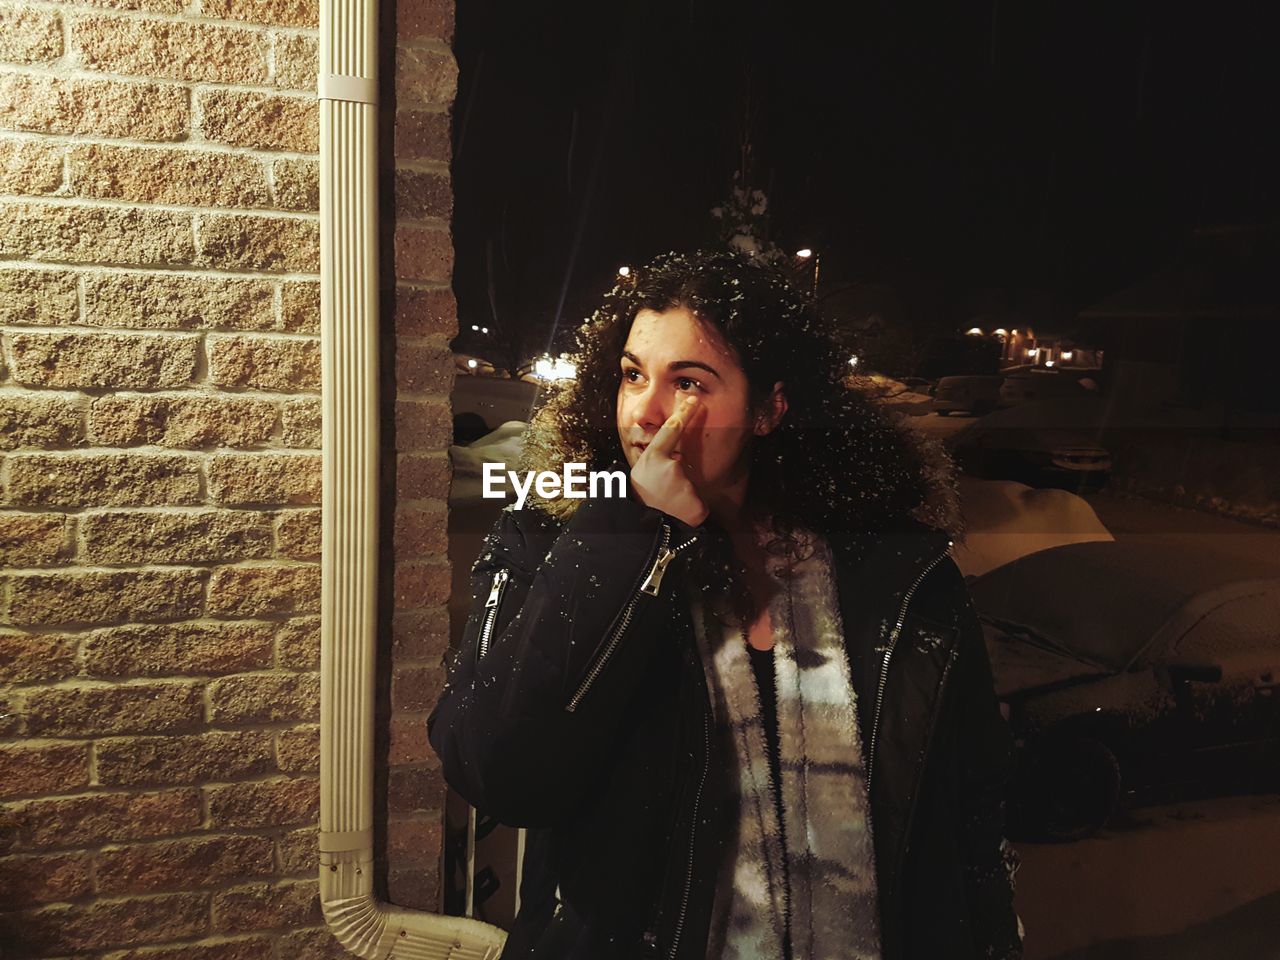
(520, 249), (960, 576)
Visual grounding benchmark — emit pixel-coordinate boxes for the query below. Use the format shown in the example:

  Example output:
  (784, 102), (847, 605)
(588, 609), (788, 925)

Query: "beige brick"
(0, 852), (92, 907)
(387, 764), (443, 815)
(84, 621), (275, 678)
(0, 513), (73, 566)
(204, 0), (317, 27)
(69, 143), (270, 208)
(84, 509), (272, 565)
(99, 935), (276, 960)
(4, 452), (201, 507)
(387, 818), (440, 864)
(96, 834), (274, 895)
(5, 568), (205, 627)
(66, 0), (183, 10)
(5, 331), (199, 389)
(395, 285), (456, 338)
(395, 108), (450, 164)
(393, 224), (452, 283)
(0, 743), (89, 799)
(395, 167), (451, 221)
(0, 632), (78, 683)
(0, 73), (189, 141)
(207, 452), (321, 505)
(275, 615), (318, 669)
(97, 730), (274, 787)
(211, 879), (319, 931)
(72, 15), (269, 85)
(279, 280), (319, 332)
(0, 268), (78, 325)
(208, 333), (319, 391)
(206, 776), (318, 828)
(280, 396), (320, 447)
(85, 272), (275, 331)
(206, 564), (319, 617)
(198, 89), (318, 153)
(271, 156), (318, 211)
(198, 213), (319, 273)
(275, 508), (319, 559)
(3, 892), (210, 955)
(395, 336), (453, 395)
(396, 46), (458, 106)
(397, 453), (451, 501)
(25, 680), (204, 737)
(276, 825), (315, 874)
(89, 394), (277, 448)
(0, 7), (62, 64)
(275, 724), (318, 774)
(208, 671), (318, 724)
(7, 789), (202, 850)
(273, 32), (318, 90)
(0, 138), (63, 194)
(0, 394), (84, 450)
(0, 200), (194, 268)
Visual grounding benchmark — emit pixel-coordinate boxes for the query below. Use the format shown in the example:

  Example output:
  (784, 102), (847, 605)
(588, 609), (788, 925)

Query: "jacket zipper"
(564, 523), (698, 713)
(667, 677), (711, 960)
(475, 568), (510, 662)
(866, 542), (952, 786)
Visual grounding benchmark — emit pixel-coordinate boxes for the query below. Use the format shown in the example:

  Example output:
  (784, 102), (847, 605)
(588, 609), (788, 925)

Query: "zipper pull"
(640, 536), (697, 597)
(485, 569), (509, 607)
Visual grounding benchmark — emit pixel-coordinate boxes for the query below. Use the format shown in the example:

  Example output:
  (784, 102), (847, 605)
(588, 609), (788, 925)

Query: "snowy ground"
(1015, 794), (1280, 958)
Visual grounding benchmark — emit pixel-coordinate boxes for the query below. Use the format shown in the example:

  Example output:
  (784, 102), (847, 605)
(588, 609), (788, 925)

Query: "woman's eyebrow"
(622, 350), (722, 381)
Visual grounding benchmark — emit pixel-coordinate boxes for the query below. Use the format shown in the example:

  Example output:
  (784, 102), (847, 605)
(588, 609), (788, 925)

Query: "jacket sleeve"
(426, 492), (702, 828)
(949, 565), (1024, 959)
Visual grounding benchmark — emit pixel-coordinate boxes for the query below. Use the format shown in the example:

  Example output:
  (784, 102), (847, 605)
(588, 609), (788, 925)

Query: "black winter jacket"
(427, 490), (1022, 960)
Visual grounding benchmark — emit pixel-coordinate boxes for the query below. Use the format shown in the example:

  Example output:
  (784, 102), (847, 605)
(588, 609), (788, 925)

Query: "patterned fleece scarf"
(691, 533), (882, 960)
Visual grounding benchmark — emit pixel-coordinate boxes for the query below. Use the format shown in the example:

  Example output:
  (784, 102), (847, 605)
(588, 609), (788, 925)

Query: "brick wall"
(0, 0), (457, 955)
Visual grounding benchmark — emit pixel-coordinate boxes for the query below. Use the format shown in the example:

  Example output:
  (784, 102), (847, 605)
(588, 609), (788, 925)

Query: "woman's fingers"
(647, 395), (698, 458)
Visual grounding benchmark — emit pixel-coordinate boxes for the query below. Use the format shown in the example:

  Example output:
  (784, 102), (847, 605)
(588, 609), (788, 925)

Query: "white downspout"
(317, 0), (507, 955)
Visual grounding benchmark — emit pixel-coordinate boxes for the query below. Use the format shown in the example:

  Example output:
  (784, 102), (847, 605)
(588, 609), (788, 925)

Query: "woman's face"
(616, 306), (758, 499)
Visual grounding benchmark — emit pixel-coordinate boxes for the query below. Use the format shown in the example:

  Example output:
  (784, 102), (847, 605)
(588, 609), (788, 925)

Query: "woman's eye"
(622, 367), (642, 383)
(676, 376), (703, 392)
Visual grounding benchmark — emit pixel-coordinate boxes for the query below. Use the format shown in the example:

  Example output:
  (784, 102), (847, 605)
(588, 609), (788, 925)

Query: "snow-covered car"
(946, 396), (1113, 492)
(998, 366), (1101, 406)
(970, 539), (1280, 841)
(931, 374), (1005, 416)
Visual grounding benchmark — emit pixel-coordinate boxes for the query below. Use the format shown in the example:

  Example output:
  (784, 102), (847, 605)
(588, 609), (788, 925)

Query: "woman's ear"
(754, 381), (788, 436)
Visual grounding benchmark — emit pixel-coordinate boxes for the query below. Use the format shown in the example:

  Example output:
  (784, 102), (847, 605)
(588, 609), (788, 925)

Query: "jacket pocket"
(476, 567), (511, 663)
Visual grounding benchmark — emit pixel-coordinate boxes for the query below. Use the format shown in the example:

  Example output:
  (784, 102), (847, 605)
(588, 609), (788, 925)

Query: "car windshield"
(967, 540), (1280, 671)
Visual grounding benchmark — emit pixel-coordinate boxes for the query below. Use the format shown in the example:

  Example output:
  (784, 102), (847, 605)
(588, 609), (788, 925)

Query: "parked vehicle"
(998, 366), (1101, 407)
(931, 374), (1005, 415)
(971, 539), (1280, 840)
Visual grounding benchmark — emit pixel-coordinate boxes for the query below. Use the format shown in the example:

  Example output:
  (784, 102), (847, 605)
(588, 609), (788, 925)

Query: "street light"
(795, 248), (819, 297)
(617, 266), (631, 277)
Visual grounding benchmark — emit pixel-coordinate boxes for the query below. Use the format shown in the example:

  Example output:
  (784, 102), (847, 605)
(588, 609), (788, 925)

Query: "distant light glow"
(795, 248), (813, 259)
(966, 327), (984, 336)
(993, 328), (1008, 338)
(1061, 350), (1074, 360)
(470, 324), (479, 331)
(466, 359), (477, 369)
(1026, 347), (1039, 357)
(1044, 359), (1056, 367)
(617, 266), (631, 277)
(848, 355), (860, 368)
(533, 356), (577, 381)
(481, 327), (489, 334)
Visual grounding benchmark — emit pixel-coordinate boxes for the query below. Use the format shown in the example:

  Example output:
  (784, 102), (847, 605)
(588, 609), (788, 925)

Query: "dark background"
(448, 0), (1277, 373)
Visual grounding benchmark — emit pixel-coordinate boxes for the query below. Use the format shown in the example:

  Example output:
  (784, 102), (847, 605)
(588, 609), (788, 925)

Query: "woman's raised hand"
(630, 395), (709, 527)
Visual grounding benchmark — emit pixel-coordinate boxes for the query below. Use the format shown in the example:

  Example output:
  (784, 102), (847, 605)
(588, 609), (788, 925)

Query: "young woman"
(428, 250), (1022, 960)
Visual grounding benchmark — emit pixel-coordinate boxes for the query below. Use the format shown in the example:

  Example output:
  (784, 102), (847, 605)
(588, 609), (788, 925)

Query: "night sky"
(448, 1), (1277, 366)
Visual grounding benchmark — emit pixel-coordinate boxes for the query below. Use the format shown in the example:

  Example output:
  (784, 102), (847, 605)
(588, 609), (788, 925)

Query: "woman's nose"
(633, 382), (670, 432)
